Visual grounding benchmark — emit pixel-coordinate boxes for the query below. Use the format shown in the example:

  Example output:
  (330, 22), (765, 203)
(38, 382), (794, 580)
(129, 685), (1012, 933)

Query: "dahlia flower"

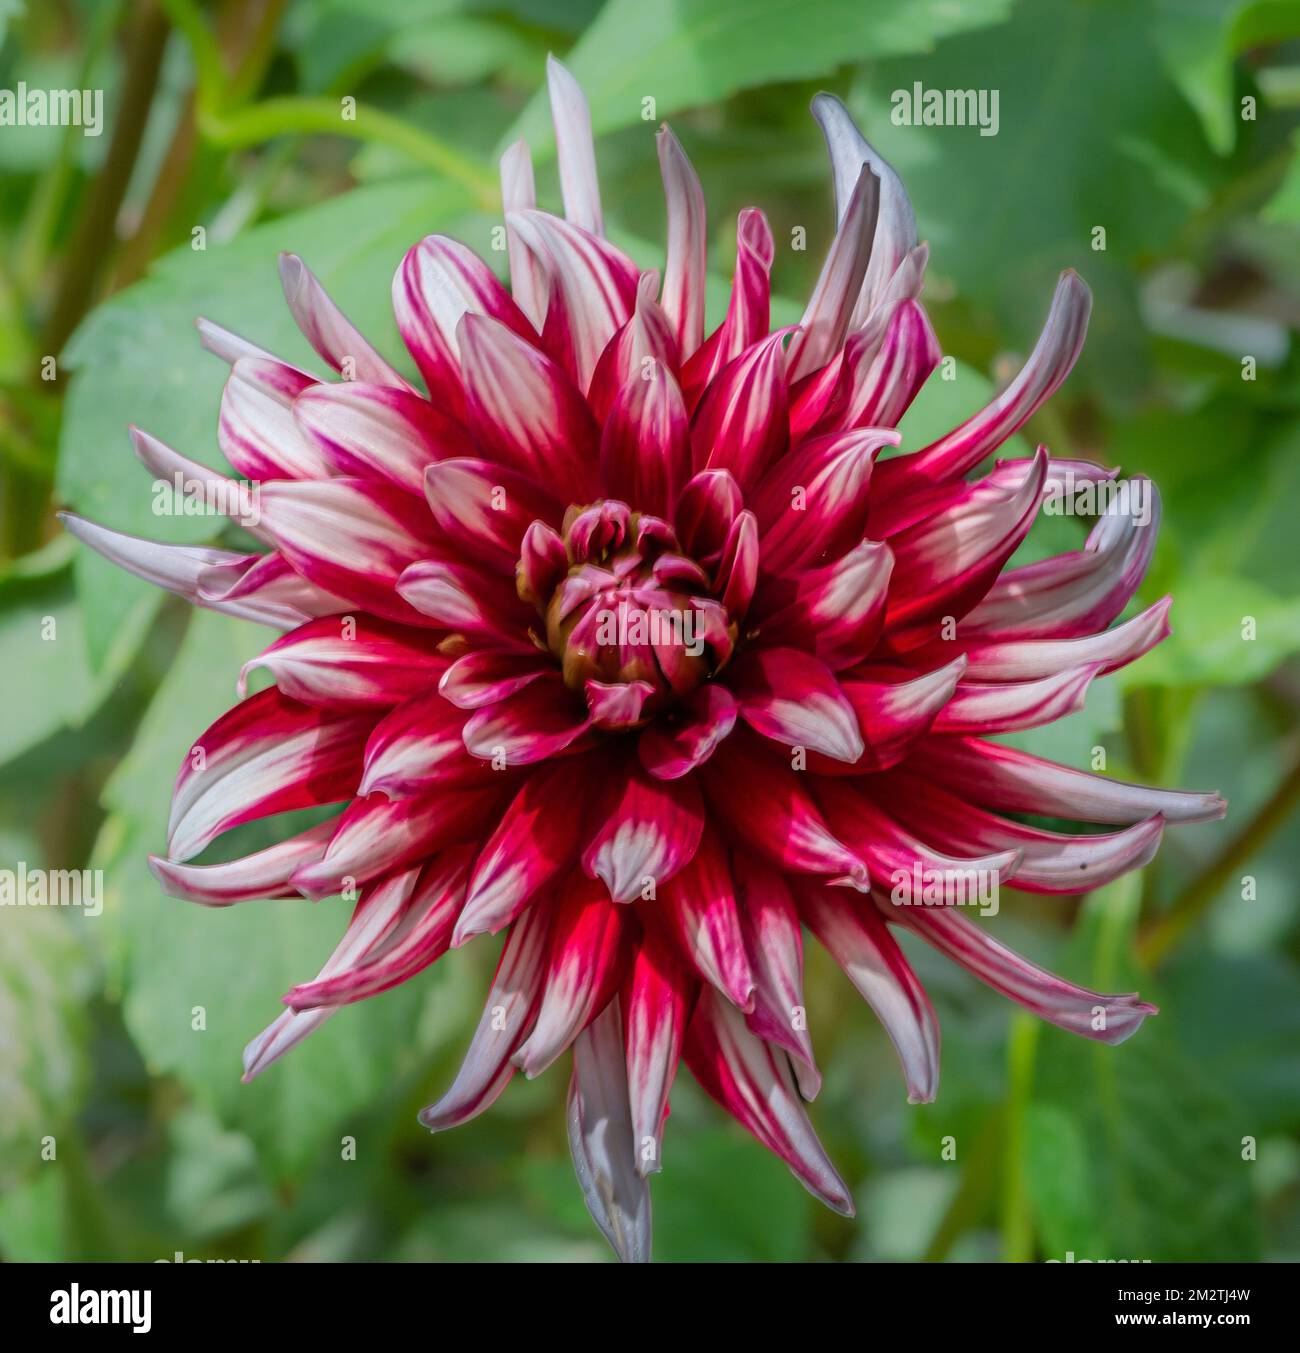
(64, 58), (1224, 1261)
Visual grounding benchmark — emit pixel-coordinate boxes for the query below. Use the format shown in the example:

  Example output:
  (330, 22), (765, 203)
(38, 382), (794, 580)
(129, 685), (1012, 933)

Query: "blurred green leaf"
(506, 0), (1014, 152)
(93, 609), (445, 1180)
(0, 906), (94, 1191)
(1028, 883), (1260, 1260)
(57, 178), (479, 669)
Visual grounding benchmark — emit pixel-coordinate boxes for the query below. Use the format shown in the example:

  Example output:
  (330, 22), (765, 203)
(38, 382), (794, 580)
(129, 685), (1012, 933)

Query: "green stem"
(198, 97), (499, 208)
(1138, 753), (1300, 967)
(1000, 1014), (1039, 1262)
(157, 0), (226, 113)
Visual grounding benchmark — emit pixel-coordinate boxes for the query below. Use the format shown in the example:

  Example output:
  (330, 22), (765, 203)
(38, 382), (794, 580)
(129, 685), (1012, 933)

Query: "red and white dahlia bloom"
(64, 59), (1224, 1261)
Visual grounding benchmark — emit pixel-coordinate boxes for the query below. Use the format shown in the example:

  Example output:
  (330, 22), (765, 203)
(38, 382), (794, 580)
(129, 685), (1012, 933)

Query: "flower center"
(538, 500), (736, 719)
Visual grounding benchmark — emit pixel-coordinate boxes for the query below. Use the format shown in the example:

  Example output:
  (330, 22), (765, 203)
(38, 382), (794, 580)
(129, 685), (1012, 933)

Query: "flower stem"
(1138, 752), (1300, 967)
(197, 98), (500, 209)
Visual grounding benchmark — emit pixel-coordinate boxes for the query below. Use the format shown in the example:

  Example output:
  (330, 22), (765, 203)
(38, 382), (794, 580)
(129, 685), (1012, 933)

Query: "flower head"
(64, 58), (1225, 1261)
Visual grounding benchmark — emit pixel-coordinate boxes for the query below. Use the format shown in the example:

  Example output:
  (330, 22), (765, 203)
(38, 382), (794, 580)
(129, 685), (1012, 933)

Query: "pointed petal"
(657, 125), (707, 359)
(582, 760), (704, 903)
(903, 737), (1226, 826)
(515, 873), (632, 1076)
(499, 138), (548, 329)
(291, 787), (502, 900)
(462, 676), (592, 765)
(656, 826), (755, 1010)
(458, 312), (599, 501)
(293, 381), (467, 493)
(792, 876), (939, 1104)
(622, 935), (692, 1175)
(419, 902), (552, 1130)
(239, 615), (447, 708)
(701, 734), (867, 884)
(547, 53), (604, 236)
(148, 820), (336, 906)
(166, 689), (373, 861)
(567, 1001), (653, 1263)
(734, 859), (820, 1098)
(278, 253), (411, 387)
(730, 647), (864, 763)
(896, 903), (1156, 1043)
(685, 989), (854, 1215)
(456, 759), (598, 942)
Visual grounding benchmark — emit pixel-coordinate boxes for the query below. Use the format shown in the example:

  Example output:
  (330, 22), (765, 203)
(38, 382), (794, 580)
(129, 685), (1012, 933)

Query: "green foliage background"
(1, 0), (1298, 1262)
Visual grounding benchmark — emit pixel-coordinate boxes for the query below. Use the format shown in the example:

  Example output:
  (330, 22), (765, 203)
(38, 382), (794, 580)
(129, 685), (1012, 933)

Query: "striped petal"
(514, 872), (631, 1076)
(456, 759), (597, 943)
(239, 616), (447, 708)
(418, 902), (552, 1131)
(278, 253), (411, 387)
(793, 877), (939, 1104)
(895, 903), (1156, 1044)
(582, 760), (704, 903)
(657, 125), (706, 359)
(622, 935), (692, 1176)
(148, 820), (335, 906)
(567, 1001), (653, 1264)
(730, 647), (864, 764)
(166, 689), (373, 861)
(685, 989), (854, 1216)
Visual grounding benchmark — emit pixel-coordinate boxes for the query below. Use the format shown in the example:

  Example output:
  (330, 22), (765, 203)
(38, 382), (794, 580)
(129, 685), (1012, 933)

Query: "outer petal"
(218, 358), (328, 481)
(357, 692), (501, 797)
(811, 92), (917, 325)
(285, 845), (474, 1009)
(290, 787), (502, 899)
(873, 772), (1165, 895)
(278, 253), (412, 387)
(734, 859), (820, 1099)
(506, 210), (638, 391)
(499, 138), (548, 329)
(655, 827), (755, 1011)
(458, 312), (599, 501)
(657, 125), (707, 359)
(258, 478), (439, 625)
(392, 234), (536, 413)
(622, 935), (693, 1176)
(547, 53), (604, 236)
(567, 1002), (653, 1264)
(166, 689), (374, 861)
(293, 381), (467, 493)
(148, 820), (335, 906)
(792, 877), (939, 1104)
(875, 270), (1091, 489)
(685, 989), (854, 1216)
(514, 873), (632, 1076)
(419, 902), (552, 1130)
(903, 737), (1226, 825)
(238, 615), (447, 708)
(787, 164), (879, 382)
(894, 902), (1157, 1044)
(701, 734), (867, 885)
